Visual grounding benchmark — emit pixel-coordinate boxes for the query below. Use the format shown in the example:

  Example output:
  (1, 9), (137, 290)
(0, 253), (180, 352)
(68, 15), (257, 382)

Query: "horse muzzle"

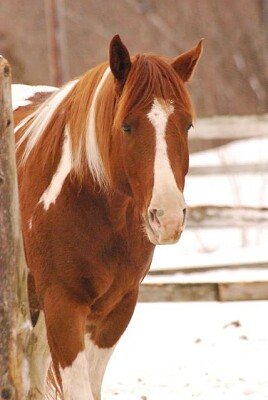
(145, 206), (187, 245)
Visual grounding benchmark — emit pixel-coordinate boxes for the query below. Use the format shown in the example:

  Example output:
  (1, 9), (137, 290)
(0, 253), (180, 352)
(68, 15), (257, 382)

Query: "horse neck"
(64, 65), (136, 231)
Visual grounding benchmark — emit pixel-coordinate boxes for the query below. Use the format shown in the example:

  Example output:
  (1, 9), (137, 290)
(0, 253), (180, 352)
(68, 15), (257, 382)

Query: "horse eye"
(122, 123), (132, 134)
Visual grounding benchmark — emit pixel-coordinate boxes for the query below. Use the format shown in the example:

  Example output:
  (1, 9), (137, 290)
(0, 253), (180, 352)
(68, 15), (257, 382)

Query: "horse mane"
(16, 80), (78, 164)
(16, 54), (192, 189)
(16, 63), (112, 188)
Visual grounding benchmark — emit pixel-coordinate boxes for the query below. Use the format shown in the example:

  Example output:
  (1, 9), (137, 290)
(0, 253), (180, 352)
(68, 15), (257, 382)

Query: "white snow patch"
(190, 137), (268, 167)
(103, 301), (268, 399)
(187, 138), (268, 208)
(12, 84), (57, 111)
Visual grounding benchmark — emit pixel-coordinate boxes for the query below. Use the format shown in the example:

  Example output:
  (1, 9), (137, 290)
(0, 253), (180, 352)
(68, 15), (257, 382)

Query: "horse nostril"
(149, 209), (156, 223)
(156, 209), (164, 217)
(149, 209), (162, 227)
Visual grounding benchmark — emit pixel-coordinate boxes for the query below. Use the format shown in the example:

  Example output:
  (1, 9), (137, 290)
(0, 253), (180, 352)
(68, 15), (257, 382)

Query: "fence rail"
(188, 205), (268, 228)
(193, 114), (268, 140)
(189, 114), (268, 153)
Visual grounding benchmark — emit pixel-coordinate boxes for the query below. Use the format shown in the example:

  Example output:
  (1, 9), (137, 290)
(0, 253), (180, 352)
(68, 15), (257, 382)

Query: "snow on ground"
(103, 301), (268, 400)
(151, 230), (268, 271)
(189, 137), (268, 170)
(12, 84), (57, 110)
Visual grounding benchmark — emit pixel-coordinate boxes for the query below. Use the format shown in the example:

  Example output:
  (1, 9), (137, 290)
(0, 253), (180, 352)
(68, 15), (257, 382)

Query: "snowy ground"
(103, 301), (268, 400)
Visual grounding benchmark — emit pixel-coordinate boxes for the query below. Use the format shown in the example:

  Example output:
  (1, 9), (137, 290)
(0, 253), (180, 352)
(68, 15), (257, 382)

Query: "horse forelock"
(114, 54), (193, 128)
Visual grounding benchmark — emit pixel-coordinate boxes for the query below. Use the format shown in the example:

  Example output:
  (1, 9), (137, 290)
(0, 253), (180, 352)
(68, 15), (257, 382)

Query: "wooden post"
(260, 0), (268, 60)
(44, 0), (69, 86)
(0, 57), (31, 399)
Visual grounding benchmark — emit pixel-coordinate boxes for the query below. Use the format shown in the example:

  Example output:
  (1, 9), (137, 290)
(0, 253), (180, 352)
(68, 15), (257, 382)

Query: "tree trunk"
(0, 57), (31, 399)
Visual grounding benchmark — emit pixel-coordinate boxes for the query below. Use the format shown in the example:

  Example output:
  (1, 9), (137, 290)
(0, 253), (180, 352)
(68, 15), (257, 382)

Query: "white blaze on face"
(39, 126), (72, 211)
(147, 98), (186, 244)
(147, 98), (184, 208)
(148, 98), (174, 195)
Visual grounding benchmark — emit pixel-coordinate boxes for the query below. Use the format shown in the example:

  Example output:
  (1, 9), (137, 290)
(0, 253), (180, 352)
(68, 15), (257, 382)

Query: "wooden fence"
(188, 114), (268, 228)
(189, 114), (268, 153)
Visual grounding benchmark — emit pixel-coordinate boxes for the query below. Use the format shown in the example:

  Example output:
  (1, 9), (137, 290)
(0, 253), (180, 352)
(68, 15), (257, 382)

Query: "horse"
(14, 34), (203, 400)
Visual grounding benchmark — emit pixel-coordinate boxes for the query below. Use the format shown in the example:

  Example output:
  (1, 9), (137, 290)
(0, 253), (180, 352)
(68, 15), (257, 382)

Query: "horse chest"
(27, 188), (154, 309)
(80, 229), (154, 304)
(63, 185), (154, 283)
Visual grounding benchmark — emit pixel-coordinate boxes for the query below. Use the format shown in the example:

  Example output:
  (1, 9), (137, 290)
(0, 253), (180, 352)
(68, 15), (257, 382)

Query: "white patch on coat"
(86, 66), (111, 186)
(12, 84), (57, 111)
(27, 311), (51, 400)
(60, 351), (94, 400)
(147, 97), (185, 212)
(85, 334), (116, 400)
(28, 217), (33, 230)
(59, 335), (115, 400)
(39, 127), (72, 210)
(16, 80), (78, 163)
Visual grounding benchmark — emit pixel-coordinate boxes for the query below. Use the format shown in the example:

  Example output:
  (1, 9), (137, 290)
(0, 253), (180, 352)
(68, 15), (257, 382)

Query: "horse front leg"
(43, 284), (94, 400)
(84, 336), (116, 400)
(85, 288), (139, 400)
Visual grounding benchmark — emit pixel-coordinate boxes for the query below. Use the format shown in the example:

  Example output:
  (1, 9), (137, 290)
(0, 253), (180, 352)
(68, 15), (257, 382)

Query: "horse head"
(108, 35), (203, 245)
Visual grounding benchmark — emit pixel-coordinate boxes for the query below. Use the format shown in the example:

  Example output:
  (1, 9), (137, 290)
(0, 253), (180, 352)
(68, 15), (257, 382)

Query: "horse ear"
(171, 39), (203, 82)
(109, 34), (132, 86)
